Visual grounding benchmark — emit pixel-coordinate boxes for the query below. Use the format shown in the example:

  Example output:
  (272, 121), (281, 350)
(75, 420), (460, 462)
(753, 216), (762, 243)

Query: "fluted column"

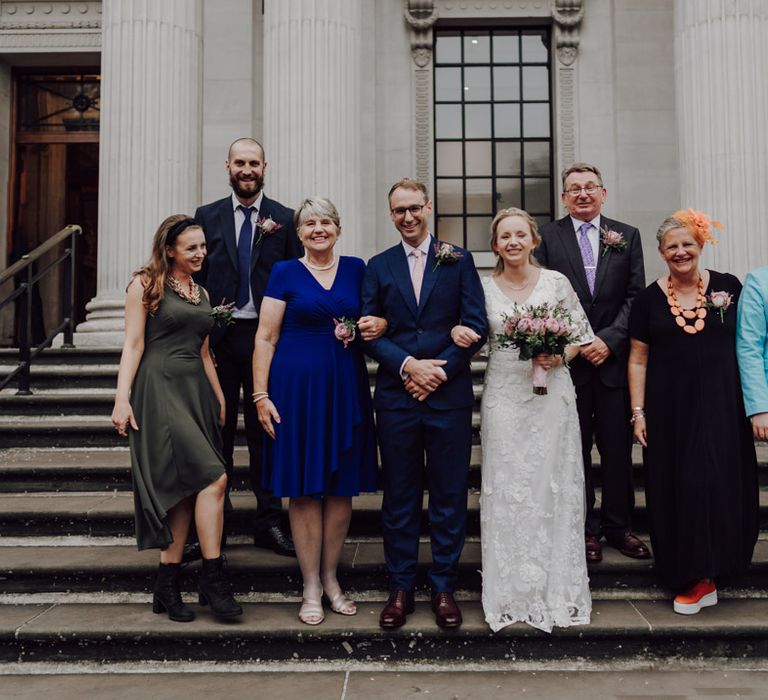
(263, 0), (362, 255)
(675, 0), (768, 279)
(76, 0), (202, 345)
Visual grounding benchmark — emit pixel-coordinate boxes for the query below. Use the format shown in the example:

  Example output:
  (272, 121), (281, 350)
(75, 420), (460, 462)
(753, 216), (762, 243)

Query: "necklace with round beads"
(303, 255), (337, 271)
(666, 274), (706, 334)
(167, 275), (201, 305)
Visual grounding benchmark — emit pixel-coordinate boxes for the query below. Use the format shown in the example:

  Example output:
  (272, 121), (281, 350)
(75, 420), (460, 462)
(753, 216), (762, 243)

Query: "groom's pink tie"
(410, 248), (425, 304)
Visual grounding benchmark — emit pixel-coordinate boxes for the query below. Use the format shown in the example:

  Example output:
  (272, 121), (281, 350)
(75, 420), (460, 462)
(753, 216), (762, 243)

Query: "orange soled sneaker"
(673, 580), (717, 615)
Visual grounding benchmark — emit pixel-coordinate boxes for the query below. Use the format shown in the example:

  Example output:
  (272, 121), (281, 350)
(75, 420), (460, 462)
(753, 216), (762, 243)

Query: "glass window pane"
(465, 104), (491, 138)
(493, 32), (519, 63)
(522, 66), (549, 101)
(436, 141), (463, 177)
(464, 66), (491, 102)
(523, 141), (549, 175)
(524, 178), (551, 213)
(464, 33), (490, 63)
(496, 142), (521, 176)
(437, 179), (463, 214)
(493, 66), (520, 101)
(436, 104), (462, 139)
(494, 103), (520, 138)
(467, 216), (493, 252)
(523, 103), (550, 137)
(435, 67), (462, 102)
(465, 141), (492, 176)
(496, 178), (522, 210)
(466, 179), (493, 214)
(437, 216), (464, 246)
(521, 31), (548, 63)
(435, 33), (461, 63)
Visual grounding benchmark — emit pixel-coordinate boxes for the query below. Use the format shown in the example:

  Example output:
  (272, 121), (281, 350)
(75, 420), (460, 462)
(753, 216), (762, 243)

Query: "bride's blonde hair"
(489, 208), (541, 274)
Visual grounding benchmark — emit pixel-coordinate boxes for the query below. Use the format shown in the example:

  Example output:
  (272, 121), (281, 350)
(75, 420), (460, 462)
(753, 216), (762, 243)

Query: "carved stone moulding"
(405, 0), (437, 68)
(552, 0), (583, 66)
(436, 0), (550, 18)
(0, 29), (99, 49)
(0, 1), (101, 27)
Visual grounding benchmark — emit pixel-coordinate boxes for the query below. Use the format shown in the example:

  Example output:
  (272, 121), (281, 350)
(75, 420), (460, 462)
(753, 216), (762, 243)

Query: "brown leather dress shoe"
(379, 590), (415, 629)
(606, 531), (651, 559)
(431, 592), (462, 628)
(585, 535), (603, 563)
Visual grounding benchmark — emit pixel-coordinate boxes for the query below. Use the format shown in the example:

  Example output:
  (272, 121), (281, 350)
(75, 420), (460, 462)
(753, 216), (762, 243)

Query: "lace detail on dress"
(480, 269), (593, 633)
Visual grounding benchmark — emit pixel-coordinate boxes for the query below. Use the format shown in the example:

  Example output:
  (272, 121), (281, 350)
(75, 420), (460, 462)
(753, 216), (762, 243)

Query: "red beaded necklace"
(666, 275), (706, 334)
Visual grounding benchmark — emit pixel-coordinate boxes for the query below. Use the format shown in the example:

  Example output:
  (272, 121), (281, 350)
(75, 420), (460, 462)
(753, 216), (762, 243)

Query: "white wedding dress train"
(480, 269), (594, 633)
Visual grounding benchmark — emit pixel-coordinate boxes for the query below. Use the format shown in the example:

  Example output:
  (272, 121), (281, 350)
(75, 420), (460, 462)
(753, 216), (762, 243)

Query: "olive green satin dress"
(129, 288), (226, 550)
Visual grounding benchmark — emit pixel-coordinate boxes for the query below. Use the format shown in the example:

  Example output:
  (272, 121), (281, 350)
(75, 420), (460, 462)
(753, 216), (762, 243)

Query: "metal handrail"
(0, 224), (82, 394)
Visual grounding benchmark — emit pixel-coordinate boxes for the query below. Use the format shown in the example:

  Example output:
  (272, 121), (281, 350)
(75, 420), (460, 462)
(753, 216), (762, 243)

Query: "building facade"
(0, 0), (766, 346)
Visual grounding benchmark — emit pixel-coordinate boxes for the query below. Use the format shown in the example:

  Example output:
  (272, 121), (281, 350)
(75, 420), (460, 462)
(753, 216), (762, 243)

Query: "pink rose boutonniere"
(600, 227), (627, 257)
(433, 242), (463, 272)
(705, 290), (734, 323)
(255, 215), (283, 247)
(333, 317), (357, 348)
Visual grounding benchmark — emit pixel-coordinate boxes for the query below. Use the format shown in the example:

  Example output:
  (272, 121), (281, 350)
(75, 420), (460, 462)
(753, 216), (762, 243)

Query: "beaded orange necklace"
(666, 275), (706, 334)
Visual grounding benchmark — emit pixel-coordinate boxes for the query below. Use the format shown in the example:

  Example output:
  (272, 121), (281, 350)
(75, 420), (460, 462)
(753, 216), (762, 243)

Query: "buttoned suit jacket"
(535, 214), (645, 388)
(361, 236), (488, 411)
(194, 195), (300, 346)
(737, 266), (768, 418)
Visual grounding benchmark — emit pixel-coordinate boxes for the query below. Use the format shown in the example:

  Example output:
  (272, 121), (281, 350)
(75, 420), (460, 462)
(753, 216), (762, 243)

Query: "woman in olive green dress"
(112, 214), (242, 622)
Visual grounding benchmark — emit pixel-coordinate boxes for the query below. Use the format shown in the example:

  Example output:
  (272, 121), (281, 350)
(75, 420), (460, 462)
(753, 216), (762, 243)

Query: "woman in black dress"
(627, 210), (758, 614)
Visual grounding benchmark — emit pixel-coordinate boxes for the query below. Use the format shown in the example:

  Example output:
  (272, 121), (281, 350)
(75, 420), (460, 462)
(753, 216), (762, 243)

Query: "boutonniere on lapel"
(600, 227), (627, 257)
(432, 242), (463, 272)
(704, 290), (734, 323)
(209, 300), (236, 326)
(254, 215), (283, 247)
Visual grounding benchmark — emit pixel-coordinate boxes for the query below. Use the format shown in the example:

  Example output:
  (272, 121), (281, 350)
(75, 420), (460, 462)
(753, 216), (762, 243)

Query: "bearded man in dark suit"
(191, 137), (300, 558)
(535, 162), (650, 564)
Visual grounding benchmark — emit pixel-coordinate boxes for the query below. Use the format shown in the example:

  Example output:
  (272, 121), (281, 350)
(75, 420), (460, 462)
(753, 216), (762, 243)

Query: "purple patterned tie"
(577, 222), (596, 295)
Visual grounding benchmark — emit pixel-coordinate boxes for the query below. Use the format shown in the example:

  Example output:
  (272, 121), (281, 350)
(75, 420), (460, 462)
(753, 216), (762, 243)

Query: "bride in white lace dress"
(453, 208), (593, 633)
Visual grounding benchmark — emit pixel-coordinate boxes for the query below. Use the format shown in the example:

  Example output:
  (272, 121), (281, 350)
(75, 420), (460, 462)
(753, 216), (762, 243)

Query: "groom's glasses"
(391, 204), (427, 219)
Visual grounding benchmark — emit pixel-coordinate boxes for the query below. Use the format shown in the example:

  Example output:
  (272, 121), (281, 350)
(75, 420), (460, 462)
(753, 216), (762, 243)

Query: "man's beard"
(229, 171), (264, 199)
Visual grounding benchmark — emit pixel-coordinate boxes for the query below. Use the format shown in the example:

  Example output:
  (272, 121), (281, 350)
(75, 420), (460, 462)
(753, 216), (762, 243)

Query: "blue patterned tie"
(236, 205), (254, 308)
(577, 222), (596, 295)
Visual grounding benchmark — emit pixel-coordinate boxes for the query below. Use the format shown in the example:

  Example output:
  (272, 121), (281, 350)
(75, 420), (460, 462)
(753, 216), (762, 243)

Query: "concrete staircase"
(1, 348), (767, 666)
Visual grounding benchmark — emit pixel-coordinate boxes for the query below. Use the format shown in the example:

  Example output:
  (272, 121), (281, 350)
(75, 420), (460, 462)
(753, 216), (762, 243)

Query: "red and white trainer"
(673, 580), (717, 615)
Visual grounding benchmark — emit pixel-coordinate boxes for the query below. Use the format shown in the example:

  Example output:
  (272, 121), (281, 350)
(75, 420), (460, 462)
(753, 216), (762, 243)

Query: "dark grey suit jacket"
(535, 214), (645, 388)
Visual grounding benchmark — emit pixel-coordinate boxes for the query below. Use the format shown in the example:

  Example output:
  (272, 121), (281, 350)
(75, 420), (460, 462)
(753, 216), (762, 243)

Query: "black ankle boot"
(198, 555), (243, 619)
(152, 562), (195, 622)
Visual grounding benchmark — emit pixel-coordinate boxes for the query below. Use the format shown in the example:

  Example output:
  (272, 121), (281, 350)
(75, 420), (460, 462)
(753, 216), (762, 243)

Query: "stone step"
(2, 598), (768, 664)
(2, 444), (768, 494)
(1, 488), (767, 540)
(2, 539), (767, 596)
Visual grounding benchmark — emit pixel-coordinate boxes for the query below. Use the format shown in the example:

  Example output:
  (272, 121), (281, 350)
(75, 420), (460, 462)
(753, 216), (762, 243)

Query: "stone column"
(262, 0), (362, 255)
(675, 0), (768, 279)
(75, 0), (203, 345)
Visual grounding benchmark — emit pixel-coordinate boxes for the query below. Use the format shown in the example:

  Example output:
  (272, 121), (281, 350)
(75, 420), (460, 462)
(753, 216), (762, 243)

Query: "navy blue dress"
(262, 256), (377, 498)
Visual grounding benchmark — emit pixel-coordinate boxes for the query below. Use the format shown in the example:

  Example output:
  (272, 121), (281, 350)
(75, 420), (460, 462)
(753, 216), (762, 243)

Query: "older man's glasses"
(565, 185), (602, 197)
(391, 204), (427, 219)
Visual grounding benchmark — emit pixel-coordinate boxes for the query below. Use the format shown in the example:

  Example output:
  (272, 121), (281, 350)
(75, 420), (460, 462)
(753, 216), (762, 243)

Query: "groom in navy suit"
(192, 137), (301, 558)
(362, 178), (487, 629)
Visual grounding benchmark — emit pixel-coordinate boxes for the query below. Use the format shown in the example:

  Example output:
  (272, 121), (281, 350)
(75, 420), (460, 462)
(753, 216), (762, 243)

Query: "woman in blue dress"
(252, 197), (384, 625)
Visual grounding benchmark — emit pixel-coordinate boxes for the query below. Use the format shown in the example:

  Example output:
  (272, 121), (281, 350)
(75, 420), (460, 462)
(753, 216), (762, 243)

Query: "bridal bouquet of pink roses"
(496, 301), (577, 395)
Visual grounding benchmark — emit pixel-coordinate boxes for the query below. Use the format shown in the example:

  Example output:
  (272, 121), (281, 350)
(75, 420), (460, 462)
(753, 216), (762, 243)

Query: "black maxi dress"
(628, 270), (759, 591)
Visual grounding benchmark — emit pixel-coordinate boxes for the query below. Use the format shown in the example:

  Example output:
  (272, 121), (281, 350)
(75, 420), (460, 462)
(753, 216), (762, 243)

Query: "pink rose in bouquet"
(496, 301), (578, 395)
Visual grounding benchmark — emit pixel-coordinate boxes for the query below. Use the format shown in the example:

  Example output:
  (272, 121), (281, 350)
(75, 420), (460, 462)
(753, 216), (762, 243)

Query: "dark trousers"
(376, 404), (472, 594)
(575, 378), (635, 538)
(213, 319), (282, 533)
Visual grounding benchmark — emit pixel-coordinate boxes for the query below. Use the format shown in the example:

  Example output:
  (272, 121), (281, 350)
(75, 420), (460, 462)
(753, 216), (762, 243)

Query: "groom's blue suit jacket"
(362, 237), (488, 411)
(737, 265), (768, 417)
